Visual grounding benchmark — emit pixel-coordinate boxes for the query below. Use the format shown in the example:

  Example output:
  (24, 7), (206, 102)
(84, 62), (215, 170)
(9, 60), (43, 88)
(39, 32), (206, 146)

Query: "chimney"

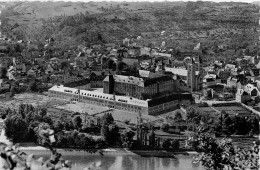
(108, 74), (114, 94)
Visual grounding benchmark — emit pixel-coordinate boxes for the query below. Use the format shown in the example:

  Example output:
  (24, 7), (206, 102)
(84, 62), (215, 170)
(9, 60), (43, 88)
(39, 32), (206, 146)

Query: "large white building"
(48, 85), (193, 115)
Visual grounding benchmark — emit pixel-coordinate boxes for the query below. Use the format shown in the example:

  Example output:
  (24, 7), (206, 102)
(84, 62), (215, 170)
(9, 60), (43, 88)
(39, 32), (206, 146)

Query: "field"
(55, 102), (110, 115)
(96, 109), (158, 125)
(213, 106), (251, 116)
(0, 93), (67, 110)
(0, 93), (160, 125)
(198, 107), (218, 115)
(160, 109), (187, 120)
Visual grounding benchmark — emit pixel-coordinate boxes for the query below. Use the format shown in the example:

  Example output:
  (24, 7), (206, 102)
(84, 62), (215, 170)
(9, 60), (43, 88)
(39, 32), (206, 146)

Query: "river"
(23, 150), (204, 170)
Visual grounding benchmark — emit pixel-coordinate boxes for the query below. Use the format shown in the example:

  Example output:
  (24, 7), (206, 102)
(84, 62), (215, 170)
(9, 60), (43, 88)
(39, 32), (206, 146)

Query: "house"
(236, 89), (251, 103)
(203, 74), (221, 87)
(225, 64), (236, 71)
(14, 63), (26, 73)
(152, 52), (171, 58)
(122, 58), (139, 69)
(140, 47), (151, 56)
(227, 77), (238, 88)
(244, 83), (259, 97)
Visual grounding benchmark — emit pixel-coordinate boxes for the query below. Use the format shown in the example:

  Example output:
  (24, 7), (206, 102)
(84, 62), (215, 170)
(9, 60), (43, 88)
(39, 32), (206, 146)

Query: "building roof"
(205, 78), (215, 82)
(147, 93), (193, 107)
(64, 79), (90, 87)
(122, 58), (139, 66)
(165, 67), (199, 77)
(103, 74), (173, 87)
(104, 75), (145, 87)
(49, 85), (149, 107)
(49, 85), (192, 108)
(139, 70), (150, 78)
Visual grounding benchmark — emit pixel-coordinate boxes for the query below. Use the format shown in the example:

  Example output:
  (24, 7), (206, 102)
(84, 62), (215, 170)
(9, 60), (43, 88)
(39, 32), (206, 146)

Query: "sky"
(0, 0), (257, 2)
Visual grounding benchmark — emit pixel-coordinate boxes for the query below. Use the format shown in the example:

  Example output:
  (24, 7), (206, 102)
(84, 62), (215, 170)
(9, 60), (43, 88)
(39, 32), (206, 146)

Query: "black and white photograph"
(0, 0), (258, 169)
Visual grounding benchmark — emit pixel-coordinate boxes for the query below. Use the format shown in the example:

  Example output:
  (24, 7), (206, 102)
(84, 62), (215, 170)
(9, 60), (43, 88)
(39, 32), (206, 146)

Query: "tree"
(149, 129), (155, 148)
(101, 113), (114, 125)
(72, 116), (82, 130)
(171, 140), (180, 150)
(10, 81), (19, 97)
(121, 128), (135, 148)
(60, 61), (69, 70)
(101, 113), (118, 145)
(27, 80), (38, 92)
(5, 115), (28, 143)
(0, 67), (7, 78)
(162, 139), (171, 150)
(53, 120), (64, 132)
(249, 117), (259, 135)
(186, 105), (200, 123)
(222, 113), (233, 136)
(191, 132), (259, 170)
(107, 60), (115, 70)
(116, 61), (124, 71)
(63, 119), (74, 131)
(174, 111), (183, 122)
(39, 108), (47, 117)
(18, 104), (26, 118)
(108, 123), (119, 145)
(161, 123), (169, 132)
(101, 122), (109, 144)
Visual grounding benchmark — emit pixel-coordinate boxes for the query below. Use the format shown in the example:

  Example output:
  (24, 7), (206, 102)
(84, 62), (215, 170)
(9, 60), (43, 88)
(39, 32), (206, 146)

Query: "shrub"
(171, 140), (180, 150)
(162, 139), (171, 150)
(161, 123), (169, 132)
(5, 115), (28, 143)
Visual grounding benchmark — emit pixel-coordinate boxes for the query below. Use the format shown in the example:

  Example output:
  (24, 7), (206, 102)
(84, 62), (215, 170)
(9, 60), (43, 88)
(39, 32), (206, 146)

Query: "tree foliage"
(174, 111), (183, 122)
(100, 113), (118, 145)
(121, 128), (135, 148)
(72, 116), (82, 130)
(4, 115), (28, 143)
(191, 132), (259, 170)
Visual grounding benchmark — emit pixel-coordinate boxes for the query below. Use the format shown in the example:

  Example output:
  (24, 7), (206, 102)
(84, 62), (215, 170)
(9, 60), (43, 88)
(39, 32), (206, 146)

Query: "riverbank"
(18, 146), (198, 158)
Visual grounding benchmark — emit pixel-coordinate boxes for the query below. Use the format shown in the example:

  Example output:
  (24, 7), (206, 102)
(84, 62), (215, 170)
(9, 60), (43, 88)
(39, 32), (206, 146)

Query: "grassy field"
(96, 109), (158, 125)
(55, 102), (110, 115)
(0, 93), (67, 110)
(213, 106), (251, 116)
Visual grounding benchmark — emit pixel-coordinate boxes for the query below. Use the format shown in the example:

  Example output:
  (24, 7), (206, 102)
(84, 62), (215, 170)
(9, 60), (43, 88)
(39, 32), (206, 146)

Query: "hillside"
(1, 1), (260, 60)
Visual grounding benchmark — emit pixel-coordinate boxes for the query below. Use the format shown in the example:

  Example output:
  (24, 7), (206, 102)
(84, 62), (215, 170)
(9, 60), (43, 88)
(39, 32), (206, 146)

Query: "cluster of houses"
(0, 36), (260, 112)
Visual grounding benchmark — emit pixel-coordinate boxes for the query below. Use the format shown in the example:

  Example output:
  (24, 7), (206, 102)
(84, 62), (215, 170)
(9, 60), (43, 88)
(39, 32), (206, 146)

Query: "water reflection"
(161, 158), (171, 167)
(122, 156), (133, 170)
(26, 151), (204, 170)
(172, 158), (180, 167)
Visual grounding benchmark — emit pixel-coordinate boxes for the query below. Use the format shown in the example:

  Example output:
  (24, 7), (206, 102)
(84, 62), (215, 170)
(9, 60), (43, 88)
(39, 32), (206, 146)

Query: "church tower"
(187, 58), (196, 92)
(195, 55), (203, 90)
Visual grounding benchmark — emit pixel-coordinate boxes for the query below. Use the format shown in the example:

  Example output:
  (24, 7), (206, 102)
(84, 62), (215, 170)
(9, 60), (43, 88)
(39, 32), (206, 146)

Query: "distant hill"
(1, 1), (260, 61)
